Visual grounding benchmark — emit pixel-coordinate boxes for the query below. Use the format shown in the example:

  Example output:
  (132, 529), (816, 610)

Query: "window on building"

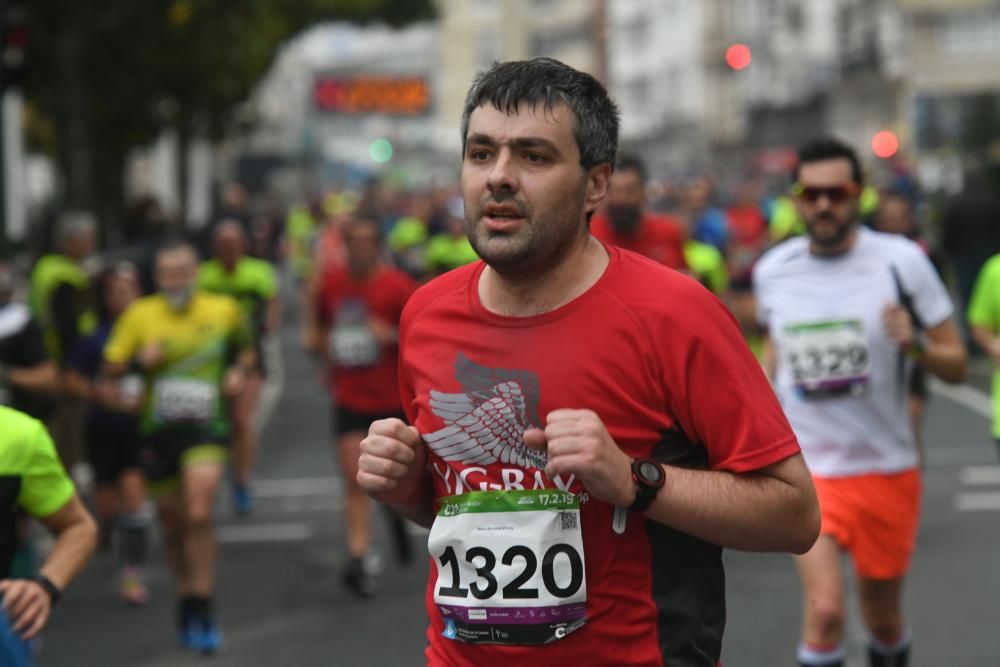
(475, 0), (500, 19)
(941, 11), (1000, 58)
(531, 19), (595, 57)
(478, 28), (501, 68)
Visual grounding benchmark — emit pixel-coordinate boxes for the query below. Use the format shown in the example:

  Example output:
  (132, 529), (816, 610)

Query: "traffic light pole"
(0, 103), (5, 258)
(1, 90), (25, 256)
(1, 0), (26, 256)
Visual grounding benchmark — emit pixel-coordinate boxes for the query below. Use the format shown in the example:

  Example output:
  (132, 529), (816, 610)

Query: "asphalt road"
(38, 326), (1000, 666)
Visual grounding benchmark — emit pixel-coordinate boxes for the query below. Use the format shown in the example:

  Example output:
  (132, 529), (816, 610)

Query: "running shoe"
(179, 615), (223, 655)
(233, 484), (253, 517)
(120, 566), (149, 606)
(193, 616), (223, 655)
(341, 557), (376, 598)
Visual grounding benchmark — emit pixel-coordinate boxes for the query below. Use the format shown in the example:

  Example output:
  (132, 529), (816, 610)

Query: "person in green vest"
(683, 239), (729, 296)
(388, 215), (429, 279)
(967, 253), (1000, 462)
(0, 405), (97, 666)
(29, 212), (98, 365)
(29, 212), (99, 472)
(286, 201), (319, 284)
(769, 195), (805, 242)
(197, 221), (279, 515)
(425, 198), (479, 278)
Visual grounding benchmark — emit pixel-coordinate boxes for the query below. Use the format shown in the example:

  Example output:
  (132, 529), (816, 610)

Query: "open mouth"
(482, 204), (526, 230)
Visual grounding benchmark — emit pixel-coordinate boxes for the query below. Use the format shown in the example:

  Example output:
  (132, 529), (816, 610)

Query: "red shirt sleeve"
(315, 270), (335, 327)
(392, 272), (420, 325)
(658, 281), (800, 473)
(397, 294), (418, 425)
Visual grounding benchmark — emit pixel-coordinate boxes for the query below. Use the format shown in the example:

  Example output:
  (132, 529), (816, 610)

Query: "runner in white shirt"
(754, 138), (967, 667)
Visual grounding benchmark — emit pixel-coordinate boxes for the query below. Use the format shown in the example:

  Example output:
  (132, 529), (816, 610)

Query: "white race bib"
(120, 374), (145, 405)
(784, 319), (871, 399)
(329, 325), (379, 368)
(152, 377), (218, 423)
(428, 489), (587, 645)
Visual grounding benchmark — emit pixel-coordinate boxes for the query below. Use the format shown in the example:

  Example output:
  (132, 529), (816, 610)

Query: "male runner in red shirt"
(357, 57), (819, 667)
(313, 215), (417, 596)
(591, 154), (687, 270)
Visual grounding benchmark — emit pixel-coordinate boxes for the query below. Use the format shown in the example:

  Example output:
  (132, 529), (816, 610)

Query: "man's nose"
(487, 151), (518, 194)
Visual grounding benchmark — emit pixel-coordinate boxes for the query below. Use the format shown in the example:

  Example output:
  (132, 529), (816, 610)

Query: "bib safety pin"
(612, 506), (627, 535)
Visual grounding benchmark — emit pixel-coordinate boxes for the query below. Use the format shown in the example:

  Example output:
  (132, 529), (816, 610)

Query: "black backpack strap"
(889, 264), (922, 403)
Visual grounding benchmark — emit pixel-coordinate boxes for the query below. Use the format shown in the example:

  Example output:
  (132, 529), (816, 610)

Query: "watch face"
(638, 460), (664, 484)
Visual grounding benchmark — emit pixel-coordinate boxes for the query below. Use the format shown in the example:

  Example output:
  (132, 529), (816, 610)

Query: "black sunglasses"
(791, 183), (859, 204)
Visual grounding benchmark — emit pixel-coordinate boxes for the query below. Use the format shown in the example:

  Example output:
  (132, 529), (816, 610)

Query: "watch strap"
(627, 482), (658, 513)
(627, 458), (664, 513)
(33, 574), (61, 605)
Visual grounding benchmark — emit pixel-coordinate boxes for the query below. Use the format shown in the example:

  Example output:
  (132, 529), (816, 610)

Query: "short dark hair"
(460, 57), (620, 171)
(155, 239), (197, 265)
(343, 212), (383, 245)
(795, 138), (863, 185)
(615, 153), (647, 183)
(95, 262), (138, 321)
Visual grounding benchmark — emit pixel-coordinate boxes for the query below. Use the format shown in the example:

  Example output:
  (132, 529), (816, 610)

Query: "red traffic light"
(726, 44), (752, 71)
(871, 131), (899, 158)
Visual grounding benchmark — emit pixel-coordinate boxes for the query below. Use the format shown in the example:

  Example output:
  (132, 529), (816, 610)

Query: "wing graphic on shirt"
(424, 354), (547, 470)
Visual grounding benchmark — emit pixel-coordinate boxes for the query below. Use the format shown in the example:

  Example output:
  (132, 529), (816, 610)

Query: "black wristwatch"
(33, 574), (61, 605)
(627, 458), (666, 513)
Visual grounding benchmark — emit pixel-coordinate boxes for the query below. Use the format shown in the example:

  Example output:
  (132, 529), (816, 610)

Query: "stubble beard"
(466, 188), (588, 279)
(806, 211), (858, 254)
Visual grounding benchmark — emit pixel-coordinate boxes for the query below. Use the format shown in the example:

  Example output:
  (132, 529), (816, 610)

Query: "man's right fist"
(357, 418), (426, 505)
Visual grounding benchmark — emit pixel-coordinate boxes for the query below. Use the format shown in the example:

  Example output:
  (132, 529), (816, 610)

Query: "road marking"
(959, 465), (1000, 486)
(953, 492), (1000, 512)
(253, 476), (340, 497)
(929, 378), (993, 420)
(218, 522), (314, 544)
(254, 336), (285, 432)
(925, 445), (996, 467)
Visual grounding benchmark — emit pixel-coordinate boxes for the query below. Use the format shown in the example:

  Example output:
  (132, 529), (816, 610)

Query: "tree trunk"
(56, 30), (93, 212)
(92, 147), (126, 248)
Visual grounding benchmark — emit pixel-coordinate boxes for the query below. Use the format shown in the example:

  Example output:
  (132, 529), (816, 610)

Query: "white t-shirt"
(753, 227), (953, 478)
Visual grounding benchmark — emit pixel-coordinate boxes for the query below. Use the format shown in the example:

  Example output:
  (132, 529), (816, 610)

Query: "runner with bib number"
(357, 58), (820, 667)
(754, 138), (967, 667)
(312, 215), (417, 598)
(102, 242), (255, 655)
(198, 220), (279, 515)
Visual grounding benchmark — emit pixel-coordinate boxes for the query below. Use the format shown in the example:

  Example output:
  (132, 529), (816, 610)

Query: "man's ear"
(584, 163), (612, 219)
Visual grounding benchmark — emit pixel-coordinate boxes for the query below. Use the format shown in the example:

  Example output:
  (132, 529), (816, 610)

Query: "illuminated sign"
(313, 76), (431, 115)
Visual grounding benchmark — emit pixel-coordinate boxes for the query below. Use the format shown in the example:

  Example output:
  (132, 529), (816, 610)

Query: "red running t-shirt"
(316, 265), (417, 414)
(590, 212), (688, 270)
(399, 244), (800, 667)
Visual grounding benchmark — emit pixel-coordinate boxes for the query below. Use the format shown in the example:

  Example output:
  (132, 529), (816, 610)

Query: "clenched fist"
(883, 303), (916, 350)
(357, 418), (427, 505)
(523, 409), (634, 507)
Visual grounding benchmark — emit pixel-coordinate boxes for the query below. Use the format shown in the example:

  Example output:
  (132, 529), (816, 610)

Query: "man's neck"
(479, 235), (609, 318)
(349, 261), (378, 281)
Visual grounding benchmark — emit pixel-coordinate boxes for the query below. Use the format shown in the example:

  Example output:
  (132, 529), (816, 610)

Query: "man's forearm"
(6, 363), (59, 395)
(917, 340), (966, 384)
(39, 500), (97, 590)
(643, 460), (819, 554)
(101, 361), (128, 380)
(235, 347), (257, 372)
